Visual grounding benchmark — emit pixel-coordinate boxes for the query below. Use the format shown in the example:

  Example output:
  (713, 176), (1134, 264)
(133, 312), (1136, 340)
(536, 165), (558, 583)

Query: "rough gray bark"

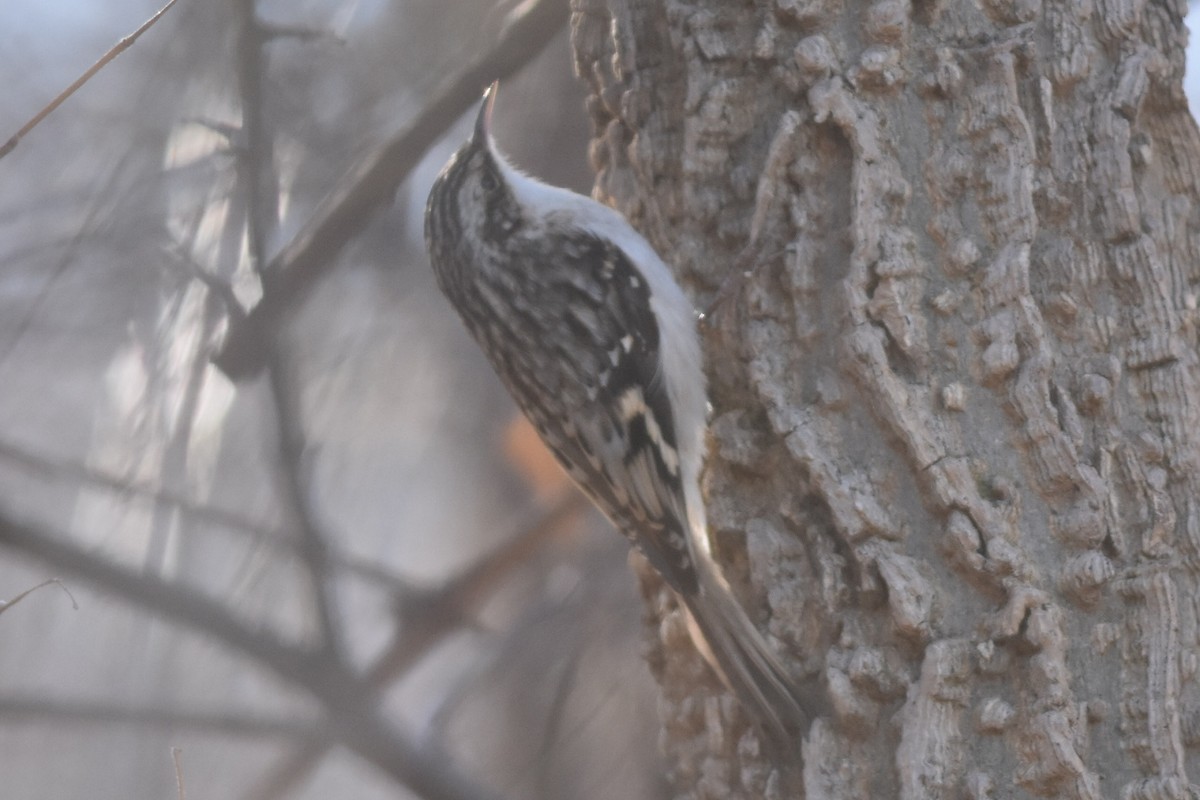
(572, 0), (1200, 797)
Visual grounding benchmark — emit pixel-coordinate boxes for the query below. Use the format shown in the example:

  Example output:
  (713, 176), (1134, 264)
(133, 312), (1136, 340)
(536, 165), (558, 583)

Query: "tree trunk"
(571, 0), (1200, 797)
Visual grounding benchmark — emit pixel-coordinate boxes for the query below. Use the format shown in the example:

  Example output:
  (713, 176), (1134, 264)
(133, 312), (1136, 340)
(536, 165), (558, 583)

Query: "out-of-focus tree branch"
(264, 355), (349, 662)
(245, 489), (587, 800)
(0, 437), (428, 594)
(0, 695), (326, 742)
(212, 0), (571, 379)
(0, 510), (330, 696)
(0, 508), (509, 800)
(235, 0), (278, 273)
(392, 490), (586, 640)
(258, 20), (343, 44)
(173, 747), (187, 800)
(0, 444), (592, 800)
(226, 0), (349, 665)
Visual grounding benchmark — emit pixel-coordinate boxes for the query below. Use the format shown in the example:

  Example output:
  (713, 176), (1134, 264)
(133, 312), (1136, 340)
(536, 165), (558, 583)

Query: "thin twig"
(265, 355), (348, 663)
(0, 510), (321, 682)
(0, 437), (276, 536)
(0, 695), (322, 742)
(0, 578), (78, 616)
(181, 116), (243, 144)
(173, 748), (187, 800)
(0, 0), (182, 160)
(0, 147), (138, 369)
(213, 0), (570, 378)
(235, 0), (278, 273)
(0, 437), (414, 593)
(259, 21), (344, 44)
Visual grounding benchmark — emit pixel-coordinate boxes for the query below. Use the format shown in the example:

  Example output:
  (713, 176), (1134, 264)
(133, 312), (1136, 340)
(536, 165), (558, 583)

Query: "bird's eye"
(480, 172), (498, 192)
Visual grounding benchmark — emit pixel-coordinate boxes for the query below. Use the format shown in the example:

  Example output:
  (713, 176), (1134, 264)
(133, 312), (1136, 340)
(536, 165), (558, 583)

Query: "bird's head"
(425, 82), (525, 280)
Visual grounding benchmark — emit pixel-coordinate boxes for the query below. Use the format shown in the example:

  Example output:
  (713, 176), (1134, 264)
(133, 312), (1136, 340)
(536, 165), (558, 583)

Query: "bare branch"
(259, 20), (345, 44)
(225, 0), (348, 664)
(173, 748), (187, 800)
(245, 491), (587, 800)
(0, 0), (181, 161)
(213, 0), (571, 379)
(0, 695), (324, 742)
(165, 246), (248, 324)
(0, 578), (77, 616)
(264, 356), (348, 663)
(180, 116), (243, 145)
(0, 437), (418, 595)
(235, 0), (279, 272)
(0, 509), (322, 680)
(396, 492), (587, 633)
(0, 508), (508, 800)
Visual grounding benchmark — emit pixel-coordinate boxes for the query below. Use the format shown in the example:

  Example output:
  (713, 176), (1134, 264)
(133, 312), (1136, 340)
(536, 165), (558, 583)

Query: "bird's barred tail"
(681, 575), (811, 760)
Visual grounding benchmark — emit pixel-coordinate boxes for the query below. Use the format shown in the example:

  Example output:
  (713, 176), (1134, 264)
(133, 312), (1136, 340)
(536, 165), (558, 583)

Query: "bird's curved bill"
(474, 81), (498, 145)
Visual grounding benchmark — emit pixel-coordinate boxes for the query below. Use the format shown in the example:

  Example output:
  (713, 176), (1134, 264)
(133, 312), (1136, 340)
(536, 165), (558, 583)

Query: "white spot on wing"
(601, 254), (617, 280)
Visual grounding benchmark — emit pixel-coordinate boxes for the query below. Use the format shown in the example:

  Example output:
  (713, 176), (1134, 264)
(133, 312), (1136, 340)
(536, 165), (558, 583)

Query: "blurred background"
(0, 1), (668, 798)
(3, 2), (1200, 799)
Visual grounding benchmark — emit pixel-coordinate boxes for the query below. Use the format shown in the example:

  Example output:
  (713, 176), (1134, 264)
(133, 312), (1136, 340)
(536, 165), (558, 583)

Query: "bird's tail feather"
(681, 576), (811, 758)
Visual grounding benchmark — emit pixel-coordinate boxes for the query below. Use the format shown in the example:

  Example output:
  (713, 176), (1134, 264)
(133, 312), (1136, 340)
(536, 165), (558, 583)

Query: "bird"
(424, 81), (811, 754)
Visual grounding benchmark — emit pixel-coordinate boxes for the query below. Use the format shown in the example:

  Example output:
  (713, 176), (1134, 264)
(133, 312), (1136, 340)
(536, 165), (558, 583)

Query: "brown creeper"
(424, 83), (810, 751)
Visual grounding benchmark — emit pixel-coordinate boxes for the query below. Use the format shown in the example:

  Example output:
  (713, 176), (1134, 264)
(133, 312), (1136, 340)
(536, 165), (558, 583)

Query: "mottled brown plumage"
(424, 84), (812, 755)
